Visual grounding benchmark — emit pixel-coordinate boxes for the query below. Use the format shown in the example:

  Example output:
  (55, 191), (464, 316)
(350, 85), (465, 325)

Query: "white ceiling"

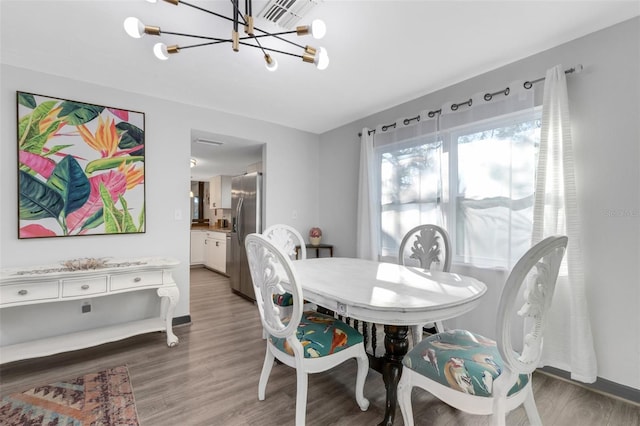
(2, 0), (639, 179)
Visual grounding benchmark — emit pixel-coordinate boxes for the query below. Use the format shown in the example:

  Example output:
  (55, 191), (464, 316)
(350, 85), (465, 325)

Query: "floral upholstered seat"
(269, 311), (364, 358)
(403, 329), (528, 397)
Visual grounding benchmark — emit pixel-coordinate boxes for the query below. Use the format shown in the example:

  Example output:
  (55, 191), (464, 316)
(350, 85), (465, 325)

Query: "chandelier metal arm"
(232, 0), (239, 32)
(176, 40), (303, 59)
(160, 29), (301, 46)
(179, 40), (230, 50)
(177, 0), (306, 50)
(161, 30), (230, 43)
(162, 28), (302, 45)
(178, 0), (236, 25)
(238, 42), (303, 59)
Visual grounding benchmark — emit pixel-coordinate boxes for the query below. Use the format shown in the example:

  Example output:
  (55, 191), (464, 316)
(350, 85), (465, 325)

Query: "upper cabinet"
(210, 175), (232, 209)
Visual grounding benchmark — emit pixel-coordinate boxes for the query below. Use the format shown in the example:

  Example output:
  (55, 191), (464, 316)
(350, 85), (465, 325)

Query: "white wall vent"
(257, 0), (323, 29)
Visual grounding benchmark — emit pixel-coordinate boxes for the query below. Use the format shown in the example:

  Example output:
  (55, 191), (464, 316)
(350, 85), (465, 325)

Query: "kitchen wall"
(0, 64), (321, 344)
(318, 17), (640, 390)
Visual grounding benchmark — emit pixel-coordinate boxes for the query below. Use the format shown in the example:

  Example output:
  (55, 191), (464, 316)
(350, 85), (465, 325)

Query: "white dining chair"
(397, 235), (568, 426)
(245, 233), (370, 426)
(398, 224), (452, 343)
(263, 224), (315, 317)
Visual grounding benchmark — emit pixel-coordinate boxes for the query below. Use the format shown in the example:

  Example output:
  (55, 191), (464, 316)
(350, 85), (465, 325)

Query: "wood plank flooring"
(1, 267), (638, 425)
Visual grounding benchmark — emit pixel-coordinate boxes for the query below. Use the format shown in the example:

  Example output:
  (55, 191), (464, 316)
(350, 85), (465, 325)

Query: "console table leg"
(378, 325), (409, 426)
(157, 286), (179, 347)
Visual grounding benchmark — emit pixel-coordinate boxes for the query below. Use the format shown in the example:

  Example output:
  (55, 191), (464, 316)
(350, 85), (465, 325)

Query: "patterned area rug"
(0, 365), (139, 425)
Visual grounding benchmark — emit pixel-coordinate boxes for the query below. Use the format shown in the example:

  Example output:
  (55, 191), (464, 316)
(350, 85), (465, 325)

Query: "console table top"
(1, 256), (179, 282)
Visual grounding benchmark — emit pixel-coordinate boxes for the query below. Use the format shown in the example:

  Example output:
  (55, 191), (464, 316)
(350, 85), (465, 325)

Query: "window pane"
(379, 140), (445, 258)
(455, 119), (540, 267)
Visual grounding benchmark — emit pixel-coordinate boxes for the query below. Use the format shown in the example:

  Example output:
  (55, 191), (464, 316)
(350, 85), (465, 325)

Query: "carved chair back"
(398, 224), (451, 272)
(245, 233), (303, 346)
(494, 235), (568, 394)
(263, 224), (306, 260)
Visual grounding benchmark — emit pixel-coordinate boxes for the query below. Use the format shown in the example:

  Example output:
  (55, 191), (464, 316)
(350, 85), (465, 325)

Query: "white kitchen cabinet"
(209, 175), (232, 209)
(205, 231), (227, 274)
(190, 230), (206, 265)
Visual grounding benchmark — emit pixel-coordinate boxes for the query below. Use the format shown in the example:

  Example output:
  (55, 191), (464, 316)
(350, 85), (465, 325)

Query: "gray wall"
(318, 17), (640, 390)
(1, 65), (321, 346)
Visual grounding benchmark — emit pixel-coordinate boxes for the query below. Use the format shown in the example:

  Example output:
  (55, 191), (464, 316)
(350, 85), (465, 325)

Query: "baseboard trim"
(538, 366), (640, 406)
(172, 315), (191, 327)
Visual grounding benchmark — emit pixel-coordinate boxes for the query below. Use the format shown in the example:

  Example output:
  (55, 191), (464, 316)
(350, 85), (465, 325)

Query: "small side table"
(295, 243), (334, 260)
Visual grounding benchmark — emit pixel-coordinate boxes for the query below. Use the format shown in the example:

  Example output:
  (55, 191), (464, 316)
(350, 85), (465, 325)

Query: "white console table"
(0, 257), (180, 364)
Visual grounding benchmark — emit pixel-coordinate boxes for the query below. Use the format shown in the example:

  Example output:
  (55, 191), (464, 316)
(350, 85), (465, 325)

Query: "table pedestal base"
(367, 324), (409, 426)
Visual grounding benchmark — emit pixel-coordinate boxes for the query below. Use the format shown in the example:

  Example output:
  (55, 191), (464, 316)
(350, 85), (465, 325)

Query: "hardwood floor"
(1, 267), (638, 425)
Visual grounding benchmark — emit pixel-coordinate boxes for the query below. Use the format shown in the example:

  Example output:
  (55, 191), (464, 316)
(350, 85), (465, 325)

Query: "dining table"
(292, 257), (487, 426)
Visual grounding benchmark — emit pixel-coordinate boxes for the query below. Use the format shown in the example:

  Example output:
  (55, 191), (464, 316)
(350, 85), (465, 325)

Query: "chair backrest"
(263, 224), (306, 260)
(496, 235), (568, 377)
(398, 224), (452, 271)
(245, 233), (304, 342)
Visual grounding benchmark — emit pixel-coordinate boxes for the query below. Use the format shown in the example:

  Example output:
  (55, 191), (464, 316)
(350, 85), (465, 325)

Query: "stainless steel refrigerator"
(229, 172), (262, 301)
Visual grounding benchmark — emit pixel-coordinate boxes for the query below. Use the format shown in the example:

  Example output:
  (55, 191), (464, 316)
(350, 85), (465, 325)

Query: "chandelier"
(123, 0), (329, 71)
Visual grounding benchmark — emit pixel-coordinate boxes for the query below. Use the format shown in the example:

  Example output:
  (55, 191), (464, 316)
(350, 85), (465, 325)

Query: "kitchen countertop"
(191, 224), (232, 234)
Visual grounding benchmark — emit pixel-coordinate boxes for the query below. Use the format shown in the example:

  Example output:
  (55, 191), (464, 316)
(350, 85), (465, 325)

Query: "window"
(377, 108), (541, 268)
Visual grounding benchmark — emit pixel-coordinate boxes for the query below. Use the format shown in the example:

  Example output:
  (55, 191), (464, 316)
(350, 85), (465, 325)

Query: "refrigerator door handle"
(236, 196), (244, 245)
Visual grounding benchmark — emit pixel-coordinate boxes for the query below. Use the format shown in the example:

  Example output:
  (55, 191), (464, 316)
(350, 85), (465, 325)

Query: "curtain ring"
(451, 98), (472, 111)
(403, 115), (421, 125)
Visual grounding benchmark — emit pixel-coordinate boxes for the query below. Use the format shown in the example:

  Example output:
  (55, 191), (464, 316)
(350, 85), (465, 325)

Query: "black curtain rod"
(358, 65), (582, 137)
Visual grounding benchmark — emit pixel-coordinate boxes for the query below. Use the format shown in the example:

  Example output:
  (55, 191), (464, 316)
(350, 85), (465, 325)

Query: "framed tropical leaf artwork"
(17, 92), (146, 239)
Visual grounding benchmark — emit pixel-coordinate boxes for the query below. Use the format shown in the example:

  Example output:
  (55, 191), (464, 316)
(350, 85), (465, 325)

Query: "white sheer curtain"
(532, 64), (597, 383)
(439, 83), (535, 269)
(356, 129), (377, 260)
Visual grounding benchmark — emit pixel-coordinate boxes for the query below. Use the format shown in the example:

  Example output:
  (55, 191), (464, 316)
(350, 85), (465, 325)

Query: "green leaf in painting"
(21, 120), (63, 153)
(118, 195), (137, 233)
(58, 101), (104, 126)
(43, 144), (75, 157)
(99, 183), (123, 233)
(18, 100), (59, 147)
(116, 122), (145, 156)
(84, 156), (144, 175)
(137, 202), (145, 232)
(19, 170), (64, 220)
(80, 208), (105, 231)
(17, 92), (37, 109)
(47, 155), (91, 217)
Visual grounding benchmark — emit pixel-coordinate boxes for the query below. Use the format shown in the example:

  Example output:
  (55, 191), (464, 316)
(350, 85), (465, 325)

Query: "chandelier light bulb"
(265, 54), (278, 72)
(124, 17), (145, 39)
(315, 47), (329, 70)
(153, 43), (170, 60)
(310, 19), (327, 39)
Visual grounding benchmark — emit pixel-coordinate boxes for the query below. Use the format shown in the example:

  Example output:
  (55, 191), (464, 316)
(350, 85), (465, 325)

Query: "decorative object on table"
(123, 0), (329, 71)
(309, 227), (322, 246)
(17, 91), (145, 239)
(60, 257), (109, 271)
(397, 235), (568, 426)
(0, 365), (139, 426)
